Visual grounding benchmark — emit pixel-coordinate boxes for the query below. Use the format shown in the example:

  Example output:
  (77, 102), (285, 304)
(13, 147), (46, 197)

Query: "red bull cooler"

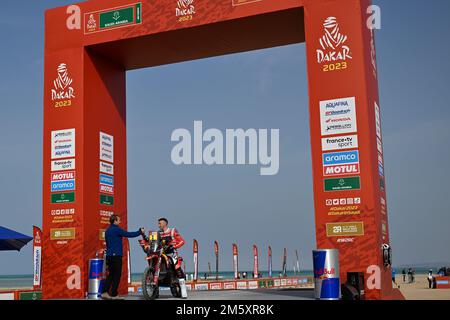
(87, 257), (105, 299)
(313, 249), (340, 300)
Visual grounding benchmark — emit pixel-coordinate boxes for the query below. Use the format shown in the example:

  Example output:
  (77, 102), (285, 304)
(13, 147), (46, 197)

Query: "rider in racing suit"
(158, 217), (186, 279)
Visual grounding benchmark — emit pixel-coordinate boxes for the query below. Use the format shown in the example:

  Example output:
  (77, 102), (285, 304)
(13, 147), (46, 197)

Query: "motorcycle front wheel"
(142, 265), (159, 300)
(170, 283), (182, 298)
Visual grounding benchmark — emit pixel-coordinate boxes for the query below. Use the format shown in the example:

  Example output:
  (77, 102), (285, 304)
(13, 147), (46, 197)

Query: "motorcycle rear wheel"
(142, 266), (159, 300)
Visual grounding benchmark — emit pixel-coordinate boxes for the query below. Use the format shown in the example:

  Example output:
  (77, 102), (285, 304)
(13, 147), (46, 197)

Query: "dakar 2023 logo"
(51, 63), (75, 108)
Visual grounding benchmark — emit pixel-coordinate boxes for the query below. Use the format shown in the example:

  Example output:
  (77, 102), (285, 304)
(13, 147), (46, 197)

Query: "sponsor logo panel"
(85, 3), (142, 34)
(51, 129), (75, 159)
(323, 150), (359, 166)
(100, 184), (114, 195)
(100, 161), (114, 175)
(51, 159), (75, 171)
(51, 171), (75, 181)
(321, 135), (358, 151)
(100, 132), (114, 163)
(324, 177), (360, 191)
(51, 192), (75, 204)
(320, 97), (357, 136)
(326, 222), (364, 237)
(51, 180), (75, 192)
(100, 194), (114, 206)
(50, 228), (76, 240)
(99, 174), (114, 186)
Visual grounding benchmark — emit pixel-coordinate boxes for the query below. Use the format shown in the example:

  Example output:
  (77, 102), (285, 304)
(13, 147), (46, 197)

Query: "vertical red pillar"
(304, 0), (396, 299)
(42, 8), (129, 299)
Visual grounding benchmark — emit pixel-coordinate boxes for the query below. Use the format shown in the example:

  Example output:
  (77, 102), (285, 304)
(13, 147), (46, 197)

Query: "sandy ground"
(395, 275), (450, 300)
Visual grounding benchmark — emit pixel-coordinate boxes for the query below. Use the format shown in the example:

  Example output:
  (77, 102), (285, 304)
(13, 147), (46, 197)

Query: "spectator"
(392, 268), (397, 285)
(402, 269), (406, 283)
(427, 269), (434, 289)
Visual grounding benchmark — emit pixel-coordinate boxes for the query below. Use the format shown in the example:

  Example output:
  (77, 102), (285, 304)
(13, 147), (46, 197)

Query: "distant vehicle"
(437, 267), (450, 276)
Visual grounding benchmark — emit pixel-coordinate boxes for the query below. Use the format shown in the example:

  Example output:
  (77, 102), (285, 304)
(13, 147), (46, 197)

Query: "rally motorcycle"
(139, 231), (186, 300)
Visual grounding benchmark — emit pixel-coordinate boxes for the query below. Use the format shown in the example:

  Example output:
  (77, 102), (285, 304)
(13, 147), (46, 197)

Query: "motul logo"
(323, 164), (360, 177)
(52, 171), (75, 181)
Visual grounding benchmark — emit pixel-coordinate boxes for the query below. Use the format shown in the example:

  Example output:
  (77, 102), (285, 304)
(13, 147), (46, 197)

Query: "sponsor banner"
(273, 279), (280, 287)
(377, 137), (383, 154)
(320, 97), (357, 136)
(33, 226), (42, 289)
(100, 194), (114, 206)
(378, 162), (384, 177)
(375, 102), (382, 139)
(323, 163), (360, 177)
(100, 132), (114, 163)
(51, 192), (75, 204)
(236, 281), (247, 290)
(378, 153), (383, 166)
(321, 135), (358, 151)
(326, 222), (364, 237)
(280, 279), (287, 286)
(323, 150), (359, 166)
(100, 161), (114, 175)
(0, 293), (15, 300)
(232, 0), (263, 6)
(51, 159), (75, 171)
(19, 292), (42, 300)
(50, 228), (76, 240)
(253, 245), (259, 279)
(99, 229), (106, 241)
(85, 3), (142, 34)
(209, 283), (223, 290)
(248, 281), (258, 290)
(224, 282), (236, 290)
(324, 177), (361, 192)
(51, 180), (75, 192)
(51, 129), (75, 159)
(100, 184), (114, 195)
(194, 283), (208, 291)
(51, 171), (75, 181)
(99, 174), (114, 186)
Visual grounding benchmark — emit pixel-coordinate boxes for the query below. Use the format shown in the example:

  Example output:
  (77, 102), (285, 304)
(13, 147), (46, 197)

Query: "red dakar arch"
(43, 0), (401, 299)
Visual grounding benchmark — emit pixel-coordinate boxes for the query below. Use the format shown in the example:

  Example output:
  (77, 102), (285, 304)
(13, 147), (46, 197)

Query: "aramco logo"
(51, 63), (75, 102)
(317, 17), (352, 64)
(176, 0), (195, 18)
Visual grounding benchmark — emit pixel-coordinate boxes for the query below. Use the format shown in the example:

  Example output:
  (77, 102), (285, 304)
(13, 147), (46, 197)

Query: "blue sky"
(1, 0), (450, 275)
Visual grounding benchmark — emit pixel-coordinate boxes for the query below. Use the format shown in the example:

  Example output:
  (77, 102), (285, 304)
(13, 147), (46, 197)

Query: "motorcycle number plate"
(149, 232), (158, 241)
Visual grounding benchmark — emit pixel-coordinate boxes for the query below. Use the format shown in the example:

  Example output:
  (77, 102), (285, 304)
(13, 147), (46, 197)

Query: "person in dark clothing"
(402, 269), (406, 283)
(101, 214), (143, 300)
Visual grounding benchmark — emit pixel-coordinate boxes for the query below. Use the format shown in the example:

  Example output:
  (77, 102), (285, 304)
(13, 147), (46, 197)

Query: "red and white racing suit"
(159, 227), (185, 277)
